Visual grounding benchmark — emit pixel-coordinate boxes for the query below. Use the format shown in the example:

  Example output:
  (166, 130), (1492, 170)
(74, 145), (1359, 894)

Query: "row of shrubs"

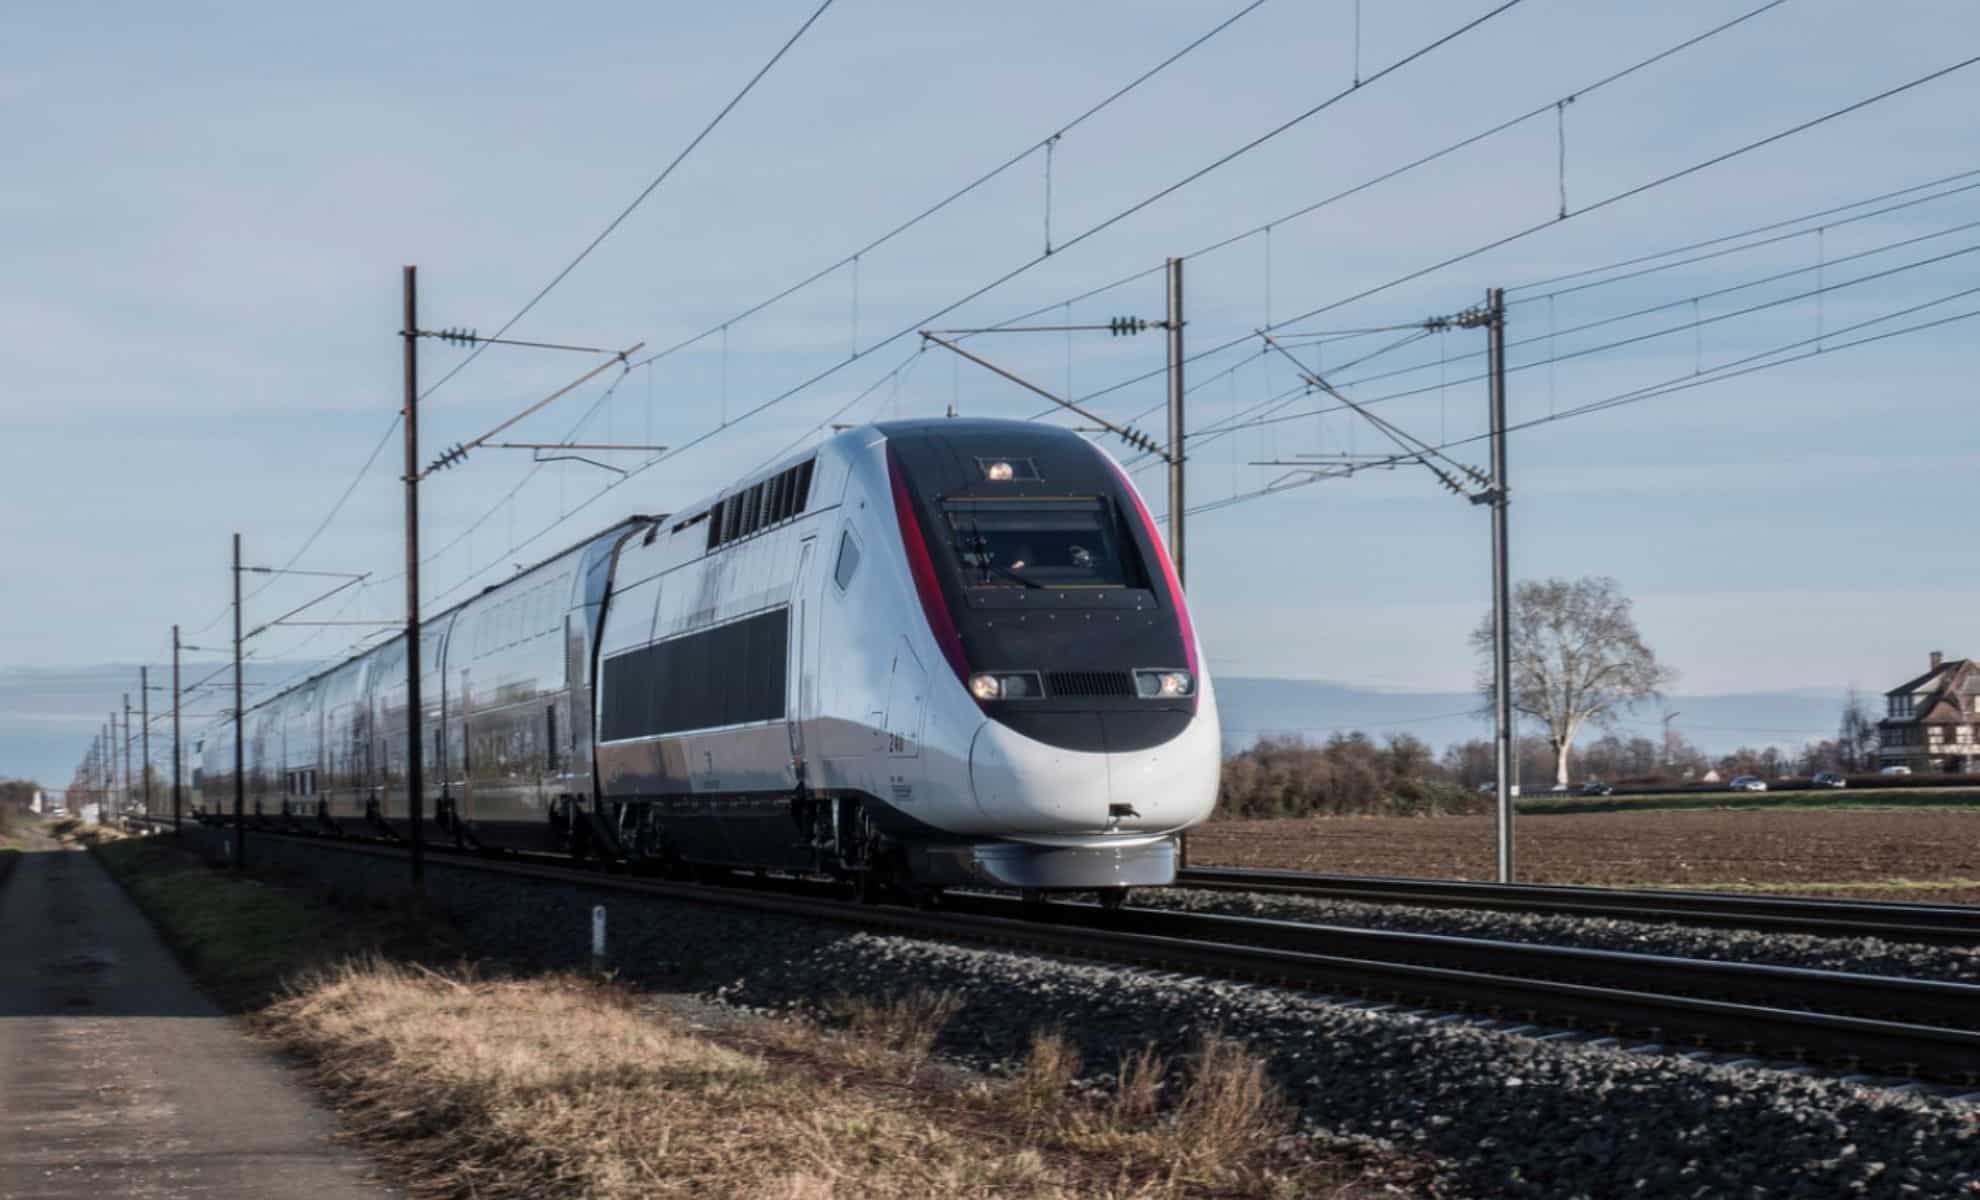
(1216, 733), (1484, 819)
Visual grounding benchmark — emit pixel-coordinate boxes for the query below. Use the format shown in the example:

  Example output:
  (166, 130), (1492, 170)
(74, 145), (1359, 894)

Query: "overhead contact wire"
(420, 0), (839, 405)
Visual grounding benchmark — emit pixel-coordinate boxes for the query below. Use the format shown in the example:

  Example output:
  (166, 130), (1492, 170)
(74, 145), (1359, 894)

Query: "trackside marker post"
(592, 905), (607, 968)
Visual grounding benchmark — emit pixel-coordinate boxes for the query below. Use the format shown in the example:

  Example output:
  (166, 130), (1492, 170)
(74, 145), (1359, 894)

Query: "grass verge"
(1640, 876), (1980, 899)
(90, 832), (457, 1009)
(1516, 787), (1980, 817)
(95, 833), (1423, 1199)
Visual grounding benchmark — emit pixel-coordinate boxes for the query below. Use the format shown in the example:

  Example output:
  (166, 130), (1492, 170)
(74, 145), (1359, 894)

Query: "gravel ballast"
(183, 831), (1980, 1198)
(1145, 886), (1980, 985)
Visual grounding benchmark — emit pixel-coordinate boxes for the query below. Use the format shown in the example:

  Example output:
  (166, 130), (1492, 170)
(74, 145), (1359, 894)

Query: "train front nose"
(965, 690), (1220, 836)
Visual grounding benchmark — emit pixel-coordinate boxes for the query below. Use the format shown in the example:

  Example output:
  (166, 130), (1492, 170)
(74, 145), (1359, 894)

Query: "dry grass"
(52, 816), (124, 846)
(93, 831), (1422, 1197)
(265, 967), (1410, 1199)
(827, 988), (965, 1077)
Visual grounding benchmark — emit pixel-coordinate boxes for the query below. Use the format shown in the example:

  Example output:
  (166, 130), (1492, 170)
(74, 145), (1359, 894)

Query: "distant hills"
(1212, 677), (1848, 757)
(0, 663), (1852, 791)
(0, 661), (319, 793)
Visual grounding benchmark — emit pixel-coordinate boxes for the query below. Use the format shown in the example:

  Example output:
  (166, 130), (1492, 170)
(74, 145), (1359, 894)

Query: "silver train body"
(194, 419), (1219, 892)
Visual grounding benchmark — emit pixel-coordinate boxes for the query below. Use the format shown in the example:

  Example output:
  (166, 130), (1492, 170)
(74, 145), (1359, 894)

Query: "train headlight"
(1134, 669), (1195, 698)
(970, 671), (1042, 701)
(984, 460), (1015, 482)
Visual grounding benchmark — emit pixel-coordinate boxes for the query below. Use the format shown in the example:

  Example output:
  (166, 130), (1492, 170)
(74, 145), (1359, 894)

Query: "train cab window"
(943, 498), (1138, 588)
(834, 530), (861, 591)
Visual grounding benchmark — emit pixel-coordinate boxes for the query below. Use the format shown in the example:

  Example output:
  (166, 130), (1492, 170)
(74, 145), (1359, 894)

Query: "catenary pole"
(140, 667), (151, 822)
(403, 265), (424, 891)
(1486, 287), (1513, 883)
(1162, 256), (1189, 870)
(233, 531), (246, 869)
(121, 695), (132, 824)
(171, 625), (182, 835)
(1165, 257), (1186, 587)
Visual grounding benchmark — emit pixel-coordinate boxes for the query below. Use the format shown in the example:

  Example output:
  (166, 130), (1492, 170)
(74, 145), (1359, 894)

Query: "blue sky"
(4, 0), (1978, 785)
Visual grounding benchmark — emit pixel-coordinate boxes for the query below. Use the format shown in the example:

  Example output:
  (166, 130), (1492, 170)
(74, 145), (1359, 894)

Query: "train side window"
(833, 530), (861, 591)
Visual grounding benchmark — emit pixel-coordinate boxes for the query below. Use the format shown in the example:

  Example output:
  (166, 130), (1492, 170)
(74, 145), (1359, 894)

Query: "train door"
(561, 611), (583, 794)
(788, 537), (817, 775)
(456, 667), (473, 827)
(883, 638), (926, 808)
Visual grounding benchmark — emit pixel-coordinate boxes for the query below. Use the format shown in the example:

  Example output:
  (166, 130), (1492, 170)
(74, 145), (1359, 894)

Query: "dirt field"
(1186, 809), (1980, 904)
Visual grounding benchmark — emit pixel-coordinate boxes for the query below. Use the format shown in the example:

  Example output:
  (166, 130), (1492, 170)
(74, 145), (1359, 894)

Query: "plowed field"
(1186, 810), (1980, 904)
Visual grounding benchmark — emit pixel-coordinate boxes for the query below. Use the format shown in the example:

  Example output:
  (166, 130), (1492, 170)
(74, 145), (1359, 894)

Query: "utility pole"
(140, 667), (151, 822)
(233, 531), (247, 869)
(1165, 257), (1186, 587)
(171, 625), (182, 835)
(1484, 287), (1513, 884)
(403, 264), (425, 890)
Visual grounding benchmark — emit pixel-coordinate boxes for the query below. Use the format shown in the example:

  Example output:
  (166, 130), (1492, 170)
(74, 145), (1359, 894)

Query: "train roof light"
(975, 456), (1039, 482)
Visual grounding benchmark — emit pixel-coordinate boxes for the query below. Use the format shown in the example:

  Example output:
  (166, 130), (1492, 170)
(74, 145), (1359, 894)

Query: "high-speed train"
(193, 418), (1220, 899)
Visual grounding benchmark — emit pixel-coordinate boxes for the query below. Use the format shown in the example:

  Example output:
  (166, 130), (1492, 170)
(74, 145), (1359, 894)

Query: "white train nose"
(966, 711), (1218, 835)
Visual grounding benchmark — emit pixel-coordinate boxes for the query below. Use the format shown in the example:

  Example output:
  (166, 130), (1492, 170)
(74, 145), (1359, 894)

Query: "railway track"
(1176, 866), (1980, 944)
(144, 821), (1980, 1085)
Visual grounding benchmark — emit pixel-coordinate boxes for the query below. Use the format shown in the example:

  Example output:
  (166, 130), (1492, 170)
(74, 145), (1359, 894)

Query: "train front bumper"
(905, 834), (1179, 890)
(964, 706), (1219, 835)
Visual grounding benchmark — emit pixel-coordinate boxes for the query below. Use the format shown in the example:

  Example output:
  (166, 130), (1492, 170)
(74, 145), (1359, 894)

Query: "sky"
(4, 0), (1978, 784)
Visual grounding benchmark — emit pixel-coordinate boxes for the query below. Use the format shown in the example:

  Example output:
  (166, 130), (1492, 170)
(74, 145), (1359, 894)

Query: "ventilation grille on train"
(703, 457), (816, 551)
(1047, 670), (1135, 698)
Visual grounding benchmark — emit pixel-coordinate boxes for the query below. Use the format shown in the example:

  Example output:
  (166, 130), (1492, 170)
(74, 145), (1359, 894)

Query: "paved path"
(0, 834), (393, 1198)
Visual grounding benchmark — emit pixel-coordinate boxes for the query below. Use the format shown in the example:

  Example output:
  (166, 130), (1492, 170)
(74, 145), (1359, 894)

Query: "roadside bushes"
(1217, 733), (1484, 819)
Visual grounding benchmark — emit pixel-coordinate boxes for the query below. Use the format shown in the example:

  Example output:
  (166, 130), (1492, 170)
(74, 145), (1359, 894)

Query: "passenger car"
(1727, 775), (1767, 792)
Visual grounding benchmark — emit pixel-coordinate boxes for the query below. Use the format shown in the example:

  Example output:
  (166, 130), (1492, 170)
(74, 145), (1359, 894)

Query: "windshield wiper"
(955, 526), (1043, 589)
(974, 559), (1043, 589)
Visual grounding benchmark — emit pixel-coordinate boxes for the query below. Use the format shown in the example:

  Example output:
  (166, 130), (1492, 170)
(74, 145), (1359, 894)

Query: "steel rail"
(1176, 867), (1980, 945)
(149, 821), (1980, 1082)
(981, 900), (1980, 1032)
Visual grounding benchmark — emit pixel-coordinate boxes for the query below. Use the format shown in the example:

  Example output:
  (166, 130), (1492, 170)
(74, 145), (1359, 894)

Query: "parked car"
(1728, 775), (1768, 792)
(1474, 783), (1521, 796)
(1879, 765), (1912, 776)
(1811, 771), (1847, 789)
(1580, 780), (1615, 796)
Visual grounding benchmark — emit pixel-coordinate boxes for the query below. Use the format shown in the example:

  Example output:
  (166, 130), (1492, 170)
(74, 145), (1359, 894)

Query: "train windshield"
(944, 498), (1139, 588)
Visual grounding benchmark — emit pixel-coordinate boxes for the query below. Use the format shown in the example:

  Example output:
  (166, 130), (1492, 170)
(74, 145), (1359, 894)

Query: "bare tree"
(1838, 686), (1880, 771)
(1472, 576), (1675, 788)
